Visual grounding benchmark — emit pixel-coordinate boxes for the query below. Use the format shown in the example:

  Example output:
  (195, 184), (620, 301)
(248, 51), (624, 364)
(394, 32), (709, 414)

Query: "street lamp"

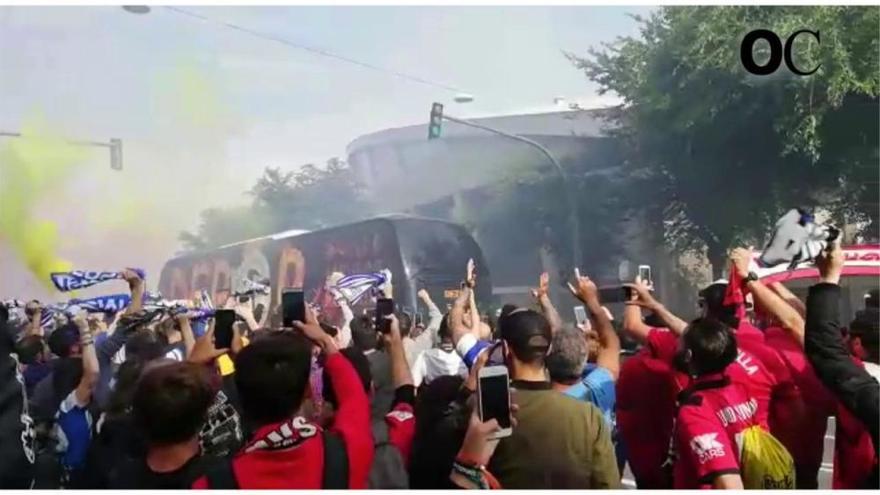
(122, 5), (151, 14)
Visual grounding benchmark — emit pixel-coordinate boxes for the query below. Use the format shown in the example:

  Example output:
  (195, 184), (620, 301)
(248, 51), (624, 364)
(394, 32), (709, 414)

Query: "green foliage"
(178, 158), (371, 253)
(569, 5), (879, 275)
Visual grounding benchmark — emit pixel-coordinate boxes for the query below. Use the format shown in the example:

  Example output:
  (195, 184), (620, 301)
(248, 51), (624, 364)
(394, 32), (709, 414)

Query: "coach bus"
(158, 215), (492, 327)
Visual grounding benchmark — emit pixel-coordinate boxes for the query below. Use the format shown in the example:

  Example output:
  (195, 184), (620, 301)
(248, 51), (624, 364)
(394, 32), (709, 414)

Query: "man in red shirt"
(624, 280), (775, 430)
(673, 317), (759, 489)
(193, 307), (373, 489)
(615, 347), (677, 488)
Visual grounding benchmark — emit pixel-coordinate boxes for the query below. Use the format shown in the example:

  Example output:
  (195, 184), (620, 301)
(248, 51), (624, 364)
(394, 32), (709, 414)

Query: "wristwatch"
(744, 271), (759, 283)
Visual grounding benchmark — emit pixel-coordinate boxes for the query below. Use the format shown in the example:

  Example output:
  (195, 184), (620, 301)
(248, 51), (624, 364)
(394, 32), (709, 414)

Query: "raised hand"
(120, 268), (143, 287)
(531, 272), (550, 300)
(188, 323), (229, 365)
(729, 247), (754, 279)
(465, 258), (477, 288)
(816, 238), (844, 285)
(567, 269), (599, 306)
(622, 276), (659, 310)
(292, 304), (338, 354)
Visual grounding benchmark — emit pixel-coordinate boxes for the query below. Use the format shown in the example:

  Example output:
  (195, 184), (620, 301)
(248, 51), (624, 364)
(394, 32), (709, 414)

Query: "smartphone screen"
(375, 298), (394, 333)
(479, 370), (511, 429)
(214, 309), (235, 349)
(574, 305), (588, 326)
(638, 265), (652, 285)
(282, 289), (305, 327)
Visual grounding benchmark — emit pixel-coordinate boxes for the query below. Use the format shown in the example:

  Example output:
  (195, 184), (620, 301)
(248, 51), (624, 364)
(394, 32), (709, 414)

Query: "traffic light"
(110, 138), (123, 171)
(428, 102), (443, 140)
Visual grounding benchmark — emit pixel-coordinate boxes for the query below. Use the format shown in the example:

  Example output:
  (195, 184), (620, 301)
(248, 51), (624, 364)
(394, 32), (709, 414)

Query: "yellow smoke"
(0, 121), (92, 289)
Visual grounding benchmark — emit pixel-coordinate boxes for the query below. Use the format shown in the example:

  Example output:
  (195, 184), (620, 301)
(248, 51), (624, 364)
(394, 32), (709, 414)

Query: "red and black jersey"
(193, 352), (373, 489)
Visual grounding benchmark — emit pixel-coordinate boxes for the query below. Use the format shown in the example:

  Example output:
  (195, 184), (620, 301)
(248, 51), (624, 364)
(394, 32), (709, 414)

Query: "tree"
(178, 158), (372, 253)
(569, 6), (879, 276)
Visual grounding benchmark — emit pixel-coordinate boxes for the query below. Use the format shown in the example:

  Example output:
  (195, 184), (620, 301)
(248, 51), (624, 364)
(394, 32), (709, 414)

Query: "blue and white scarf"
(333, 270), (390, 305)
(50, 268), (145, 292)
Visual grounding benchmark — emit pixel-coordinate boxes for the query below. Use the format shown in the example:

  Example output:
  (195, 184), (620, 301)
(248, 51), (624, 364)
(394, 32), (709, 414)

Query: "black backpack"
(204, 430), (348, 489)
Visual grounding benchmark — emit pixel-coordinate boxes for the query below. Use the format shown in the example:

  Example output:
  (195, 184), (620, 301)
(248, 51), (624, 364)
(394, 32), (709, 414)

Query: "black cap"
(500, 309), (552, 363)
(698, 282), (740, 329)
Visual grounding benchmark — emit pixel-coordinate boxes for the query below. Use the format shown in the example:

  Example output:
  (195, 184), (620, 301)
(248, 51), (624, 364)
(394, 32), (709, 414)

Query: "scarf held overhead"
(50, 268), (145, 292)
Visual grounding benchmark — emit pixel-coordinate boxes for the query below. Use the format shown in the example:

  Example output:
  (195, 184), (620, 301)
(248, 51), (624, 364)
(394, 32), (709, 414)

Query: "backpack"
(738, 425), (796, 489)
(368, 418), (408, 489)
(204, 430), (348, 489)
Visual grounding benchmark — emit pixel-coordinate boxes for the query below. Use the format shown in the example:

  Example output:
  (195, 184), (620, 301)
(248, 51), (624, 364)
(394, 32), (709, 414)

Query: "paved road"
(621, 417), (836, 489)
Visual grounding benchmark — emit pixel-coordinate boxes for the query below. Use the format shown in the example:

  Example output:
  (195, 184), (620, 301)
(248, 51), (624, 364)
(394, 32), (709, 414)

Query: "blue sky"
(0, 5), (652, 297)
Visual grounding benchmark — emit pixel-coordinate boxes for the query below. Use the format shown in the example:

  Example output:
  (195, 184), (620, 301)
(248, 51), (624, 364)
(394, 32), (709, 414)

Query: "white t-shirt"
(411, 347), (467, 387)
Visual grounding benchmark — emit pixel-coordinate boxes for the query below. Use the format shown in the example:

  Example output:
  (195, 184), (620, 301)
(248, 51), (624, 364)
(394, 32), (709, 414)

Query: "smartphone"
(477, 365), (512, 439)
(282, 289), (305, 327)
(622, 286), (634, 301)
(375, 298), (394, 333)
(414, 312), (424, 327)
(573, 305), (588, 327)
(214, 309), (235, 349)
(638, 264), (653, 287)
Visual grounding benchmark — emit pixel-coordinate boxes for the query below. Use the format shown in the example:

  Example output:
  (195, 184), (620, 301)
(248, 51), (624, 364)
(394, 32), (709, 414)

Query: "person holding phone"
(449, 301), (620, 488)
(192, 305), (373, 489)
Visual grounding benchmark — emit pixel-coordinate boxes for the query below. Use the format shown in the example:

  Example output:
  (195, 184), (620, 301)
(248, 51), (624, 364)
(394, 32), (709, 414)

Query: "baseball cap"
(499, 309), (552, 363)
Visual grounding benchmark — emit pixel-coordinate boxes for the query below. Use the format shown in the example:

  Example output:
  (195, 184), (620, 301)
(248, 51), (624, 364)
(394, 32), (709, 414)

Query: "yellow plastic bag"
(739, 426), (796, 489)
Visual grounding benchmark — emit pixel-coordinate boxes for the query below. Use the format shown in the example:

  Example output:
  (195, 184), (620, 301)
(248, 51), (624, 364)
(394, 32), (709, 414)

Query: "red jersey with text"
(734, 323), (804, 465)
(646, 328), (773, 429)
(673, 374), (759, 489)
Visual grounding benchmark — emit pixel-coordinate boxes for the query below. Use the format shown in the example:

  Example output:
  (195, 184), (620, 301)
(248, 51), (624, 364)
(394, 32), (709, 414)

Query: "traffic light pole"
(0, 131), (123, 170)
(440, 113), (582, 269)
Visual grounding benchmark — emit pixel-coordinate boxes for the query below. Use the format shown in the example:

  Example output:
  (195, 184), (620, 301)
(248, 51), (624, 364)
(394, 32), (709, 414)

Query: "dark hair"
(125, 329), (168, 363)
(351, 315), (378, 353)
(51, 357), (84, 410)
(323, 347), (372, 408)
(47, 323), (79, 358)
(234, 331), (312, 425)
(15, 335), (45, 365)
(410, 375), (469, 489)
(398, 312), (413, 339)
(850, 308), (879, 359)
(132, 361), (214, 445)
(437, 313), (452, 341)
(644, 311), (666, 329)
(319, 321), (339, 338)
(699, 283), (740, 329)
(105, 359), (147, 419)
(682, 317), (738, 376)
(500, 309), (552, 365)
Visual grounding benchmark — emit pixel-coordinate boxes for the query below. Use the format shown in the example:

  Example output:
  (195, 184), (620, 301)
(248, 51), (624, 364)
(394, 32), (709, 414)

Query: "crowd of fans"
(0, 240), (877, 489)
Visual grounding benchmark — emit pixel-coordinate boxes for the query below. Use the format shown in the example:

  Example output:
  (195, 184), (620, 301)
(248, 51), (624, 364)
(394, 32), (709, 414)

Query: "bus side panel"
(269, 219), (409, 320)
